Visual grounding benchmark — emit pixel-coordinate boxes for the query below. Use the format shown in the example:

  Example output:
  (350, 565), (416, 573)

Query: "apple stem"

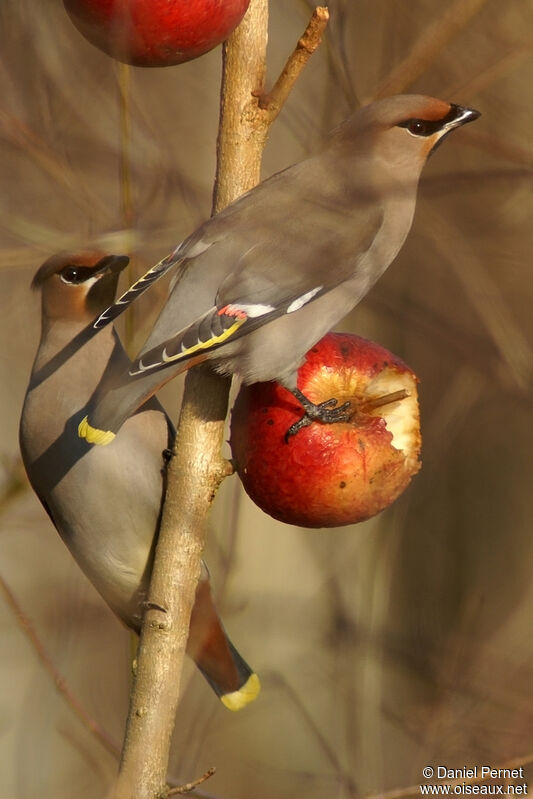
(359, 389), (409, 413)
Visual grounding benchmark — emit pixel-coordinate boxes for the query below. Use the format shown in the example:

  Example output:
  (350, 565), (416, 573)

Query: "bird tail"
(78, 356), (195, 446)
(188, 578), (260, 711)
(78, 303), (249, 446)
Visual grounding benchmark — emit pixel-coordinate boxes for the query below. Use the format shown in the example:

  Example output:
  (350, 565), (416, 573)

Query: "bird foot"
(285, 389), (353, 441)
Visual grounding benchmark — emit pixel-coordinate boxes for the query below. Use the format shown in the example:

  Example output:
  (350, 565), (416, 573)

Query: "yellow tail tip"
(220, 673), (261, 711)
(78, 415), (116, 446)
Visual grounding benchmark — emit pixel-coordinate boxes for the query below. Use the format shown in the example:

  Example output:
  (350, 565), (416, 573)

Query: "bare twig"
(0, 101), (107, 218)
(370, 751), (533, 799)
(0, 458), (27, 509)
(112, 3), (329, 796)
(117, 61), (137, 350)
(114, 364), (234, 799)
(211, 0), (269, 215)
(0, 212), (76, 250)
(460, 128), (533, 167)
(118, 62), (134, 232)
(425, 206), (533, 390)
(371, 0), (489, 100)
(212, 3), (329, 211)
(167, 766), (216, 796)
(443, 42), (533, 102)
(0, 571), (120, 760)
(259, 6), (329, 120)
(111, 3), (269, 797)
(274, 675), (358, 798)
(0, 110), (78, 194)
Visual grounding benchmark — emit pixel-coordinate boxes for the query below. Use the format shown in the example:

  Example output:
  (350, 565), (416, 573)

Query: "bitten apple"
(230, 332), (421, 528)
(64, 0), (251, 67)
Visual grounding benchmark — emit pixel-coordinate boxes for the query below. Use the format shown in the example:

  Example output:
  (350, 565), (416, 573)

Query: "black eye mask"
(398, 108), (454, 137)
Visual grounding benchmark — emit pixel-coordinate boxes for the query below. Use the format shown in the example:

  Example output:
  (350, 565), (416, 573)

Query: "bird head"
(333, 94), (480, 179)
(32, 251), (130, 324)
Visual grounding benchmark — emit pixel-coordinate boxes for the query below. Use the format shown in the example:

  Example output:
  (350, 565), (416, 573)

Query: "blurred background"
(1, 0), (533, 796)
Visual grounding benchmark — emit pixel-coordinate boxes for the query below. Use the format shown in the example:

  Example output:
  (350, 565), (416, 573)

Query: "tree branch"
(259, 6), (329, 122)
(167, 766), (216, 796)
(212, 0), (269, 212)
(0, 571), (120, 760)
(111, 4), (269, 798)
(117, 61), (137, 350)
(368, 750), (533, 799)
(370, 0), (489, 100)
(112, 3), (329, 797)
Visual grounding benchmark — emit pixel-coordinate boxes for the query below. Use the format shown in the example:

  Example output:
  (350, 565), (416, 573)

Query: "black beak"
(448, 104), (481, 128)
(86, 254), (130, 318)
(94, 254), (130, 276)
(429, 104), (480, 157)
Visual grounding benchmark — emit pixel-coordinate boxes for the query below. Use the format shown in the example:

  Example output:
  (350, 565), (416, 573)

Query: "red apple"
(230, 332), (421, 528)
(63, 0), (251, 67)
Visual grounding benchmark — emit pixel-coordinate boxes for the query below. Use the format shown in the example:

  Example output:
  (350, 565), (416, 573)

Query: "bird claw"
(285, 390), (353, 441)
(316, 397), (339, 411)
(285, 415), (313, 441)
(316, 398), (352, 422)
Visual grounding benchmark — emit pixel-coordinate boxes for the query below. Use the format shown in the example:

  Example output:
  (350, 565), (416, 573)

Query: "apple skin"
(230, 333), (421, 528)
(63, 0), (251, 67)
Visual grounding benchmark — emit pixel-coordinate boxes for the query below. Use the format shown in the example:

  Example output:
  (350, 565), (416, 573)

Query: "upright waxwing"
(19, 251), (259, 710)
(78, 95), (480, 445)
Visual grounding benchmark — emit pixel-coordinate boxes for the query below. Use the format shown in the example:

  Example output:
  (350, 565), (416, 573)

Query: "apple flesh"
(230, 333), (421, 528)
(63, 0), (251, 67)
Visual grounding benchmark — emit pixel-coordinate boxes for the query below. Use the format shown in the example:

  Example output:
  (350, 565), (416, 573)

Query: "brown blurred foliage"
(1, 0), (533, 796)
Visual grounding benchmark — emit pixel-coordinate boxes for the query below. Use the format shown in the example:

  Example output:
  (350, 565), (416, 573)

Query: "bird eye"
(397, 117), (446, 137)
(60, 267), (80, 284)
(60, 266), (95, 284)
(408, 119), (428, 136)
(397, 118), (432, 137)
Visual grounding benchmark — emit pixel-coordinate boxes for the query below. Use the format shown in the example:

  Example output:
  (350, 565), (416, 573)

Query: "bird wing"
(90, 174), (270, 332)
(91, 238), (205, 331)
(127, 201), (384, 377)
(92, 149), (381, 330)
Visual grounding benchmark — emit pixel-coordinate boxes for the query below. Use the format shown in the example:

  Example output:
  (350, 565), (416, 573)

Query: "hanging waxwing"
(19, 251), (259, 710)
(77, 95), (480, 445)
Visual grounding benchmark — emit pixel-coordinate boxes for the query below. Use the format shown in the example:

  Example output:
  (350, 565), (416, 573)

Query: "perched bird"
(78, 94), (480, 445)
(19, 251), (259, 711)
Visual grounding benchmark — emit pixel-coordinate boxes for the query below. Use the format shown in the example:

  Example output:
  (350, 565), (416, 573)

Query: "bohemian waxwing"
(19, 251), (260, 710)
(78, 94), (480, 446)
